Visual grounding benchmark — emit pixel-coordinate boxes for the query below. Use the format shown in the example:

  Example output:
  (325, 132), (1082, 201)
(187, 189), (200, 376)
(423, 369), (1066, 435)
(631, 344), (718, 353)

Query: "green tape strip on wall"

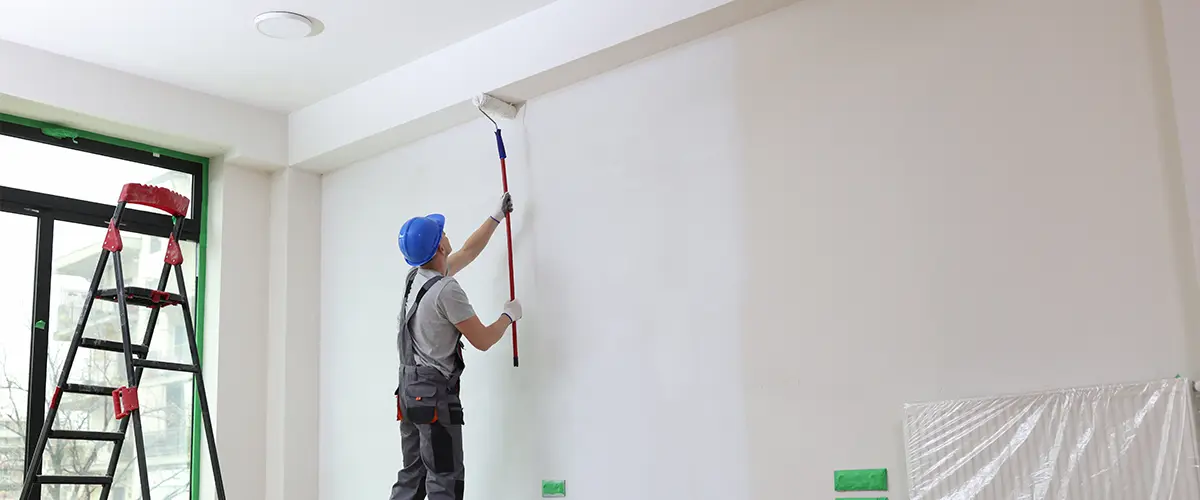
(834, 468), (888, 492)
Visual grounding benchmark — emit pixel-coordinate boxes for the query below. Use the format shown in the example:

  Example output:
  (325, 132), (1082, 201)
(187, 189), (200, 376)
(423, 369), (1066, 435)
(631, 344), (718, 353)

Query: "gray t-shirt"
(403, 268), (477, 377)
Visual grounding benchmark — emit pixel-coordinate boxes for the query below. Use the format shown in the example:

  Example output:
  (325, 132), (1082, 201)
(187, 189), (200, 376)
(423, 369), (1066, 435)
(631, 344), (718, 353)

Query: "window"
(0, 117), (206, 500)
(0, 213), (36, 498)
(0, 135), (196, 217)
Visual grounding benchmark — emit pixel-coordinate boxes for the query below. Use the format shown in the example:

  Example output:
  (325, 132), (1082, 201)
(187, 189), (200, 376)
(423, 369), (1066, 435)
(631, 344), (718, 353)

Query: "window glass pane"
(0, 135), (195, 218)
(46, 222), (196, 500)
(0, 213), (36, 498)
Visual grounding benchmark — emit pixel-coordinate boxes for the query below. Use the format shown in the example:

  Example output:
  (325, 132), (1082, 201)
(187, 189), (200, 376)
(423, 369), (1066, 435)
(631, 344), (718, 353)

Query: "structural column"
(200, 158), (272, 500)
(265, 167), (323, 500)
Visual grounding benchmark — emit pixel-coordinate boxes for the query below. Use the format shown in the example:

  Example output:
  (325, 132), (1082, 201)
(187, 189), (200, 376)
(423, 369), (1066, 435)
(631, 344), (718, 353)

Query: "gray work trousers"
(390, 365), (465, 500)
(389, 419), (464, 500)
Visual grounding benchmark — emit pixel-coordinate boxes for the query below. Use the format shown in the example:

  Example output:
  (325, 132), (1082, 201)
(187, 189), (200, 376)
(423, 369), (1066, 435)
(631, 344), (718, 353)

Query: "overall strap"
(398, 268), (443, 366)
(406, 276), (443, 325)
(446, 347), (465, 390)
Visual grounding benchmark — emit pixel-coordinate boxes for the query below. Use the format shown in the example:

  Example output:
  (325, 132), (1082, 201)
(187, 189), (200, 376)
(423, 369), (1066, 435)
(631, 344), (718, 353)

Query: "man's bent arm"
(447, 193), (512, 276)
(455, 315), (512, 351)
(446, 218), (500, 276)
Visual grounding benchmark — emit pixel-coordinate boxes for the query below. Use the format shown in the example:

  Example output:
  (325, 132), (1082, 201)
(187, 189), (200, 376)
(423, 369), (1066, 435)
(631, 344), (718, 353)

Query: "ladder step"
(80, 337), (149, 357)
(37, 475), (113, 485)
(95, 287), (183, 308)
(48, 430), (124, 441)
(133, 359), (199, 373)
(62, 383), (119, 396)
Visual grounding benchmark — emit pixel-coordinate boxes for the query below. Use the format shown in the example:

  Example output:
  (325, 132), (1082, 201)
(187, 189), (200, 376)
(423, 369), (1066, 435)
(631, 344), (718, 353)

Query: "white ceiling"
(0, 0), (557, 112)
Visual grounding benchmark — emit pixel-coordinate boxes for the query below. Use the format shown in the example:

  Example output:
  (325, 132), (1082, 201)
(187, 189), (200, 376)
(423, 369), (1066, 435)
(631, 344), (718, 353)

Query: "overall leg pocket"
(400, 373), (441, 424)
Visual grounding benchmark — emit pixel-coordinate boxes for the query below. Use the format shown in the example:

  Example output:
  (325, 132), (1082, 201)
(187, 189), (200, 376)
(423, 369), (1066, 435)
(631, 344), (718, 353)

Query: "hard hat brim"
(427, 213), (446, 232)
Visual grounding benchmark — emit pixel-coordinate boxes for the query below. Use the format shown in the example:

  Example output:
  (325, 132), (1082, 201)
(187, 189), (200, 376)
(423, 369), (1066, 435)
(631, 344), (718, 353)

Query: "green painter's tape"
(835, 468), (888, 492)
(191, 157), (209, 500)
(542, 480), (566, 497)
(41, 127), (79, 141)
(0, 112), (208, 163)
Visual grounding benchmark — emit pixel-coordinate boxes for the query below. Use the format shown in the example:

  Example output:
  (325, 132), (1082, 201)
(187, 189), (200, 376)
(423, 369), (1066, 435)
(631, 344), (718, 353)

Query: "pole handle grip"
(495, 129), (507, 160)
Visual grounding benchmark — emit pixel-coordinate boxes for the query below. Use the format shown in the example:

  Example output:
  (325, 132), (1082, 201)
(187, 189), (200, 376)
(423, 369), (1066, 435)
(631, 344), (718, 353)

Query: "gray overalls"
(390, 268), (467, 500)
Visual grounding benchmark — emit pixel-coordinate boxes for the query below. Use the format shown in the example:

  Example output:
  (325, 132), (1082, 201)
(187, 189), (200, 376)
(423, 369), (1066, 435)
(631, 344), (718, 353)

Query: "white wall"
(1159, 0), (1200, 376)
(266, 168), (322, 500)
(202, 162), (323, 500)
(737, 1), (1192, 497)
(202, 164), (322, 500)
(320, 1), (1194, 499)
(201, 160), (271, 500)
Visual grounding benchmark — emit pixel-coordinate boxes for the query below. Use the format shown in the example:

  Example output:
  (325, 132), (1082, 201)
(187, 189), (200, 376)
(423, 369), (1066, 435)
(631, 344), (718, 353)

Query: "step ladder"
(18, 183), (225, 500)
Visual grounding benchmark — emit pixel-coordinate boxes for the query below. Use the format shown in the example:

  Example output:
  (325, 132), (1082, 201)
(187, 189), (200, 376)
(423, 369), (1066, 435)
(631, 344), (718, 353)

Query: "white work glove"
(491, 192), (513, 223)
(502, 299), (523, 323)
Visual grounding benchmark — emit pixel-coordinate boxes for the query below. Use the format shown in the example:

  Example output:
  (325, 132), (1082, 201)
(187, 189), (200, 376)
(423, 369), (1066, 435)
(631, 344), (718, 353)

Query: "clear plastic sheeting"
(903, 378), (1200, 500)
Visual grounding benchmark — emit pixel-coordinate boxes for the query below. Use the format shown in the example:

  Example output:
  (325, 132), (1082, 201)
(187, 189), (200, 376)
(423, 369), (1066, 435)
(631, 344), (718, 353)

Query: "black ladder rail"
(98, 221), (177, 500)
(79, 337), (150, 357)
(37, 475), (113, 485)
(48, 430), (125, 441)
(18, 184), (226, 500)
(17, 247), (110, 500)
(111, 236), (154, 500)
(62, 383), (121, 396)
(174, 260), (227, 500)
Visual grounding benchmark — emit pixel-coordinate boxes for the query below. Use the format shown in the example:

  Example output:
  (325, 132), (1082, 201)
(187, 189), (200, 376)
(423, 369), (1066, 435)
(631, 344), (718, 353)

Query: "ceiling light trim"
(254, 11), (321, 39)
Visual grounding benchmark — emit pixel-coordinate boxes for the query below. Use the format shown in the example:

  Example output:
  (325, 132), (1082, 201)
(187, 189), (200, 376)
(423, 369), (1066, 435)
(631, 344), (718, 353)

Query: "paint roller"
(474, 93), (521, 367)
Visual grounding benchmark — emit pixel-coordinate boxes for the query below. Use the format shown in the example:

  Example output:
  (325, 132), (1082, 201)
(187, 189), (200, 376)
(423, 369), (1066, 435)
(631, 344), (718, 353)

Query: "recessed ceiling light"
(254, 11), (321, 39)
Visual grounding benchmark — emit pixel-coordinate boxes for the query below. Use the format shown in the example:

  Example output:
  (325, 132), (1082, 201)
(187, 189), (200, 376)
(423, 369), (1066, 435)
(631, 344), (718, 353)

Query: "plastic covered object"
(903, 378), (1200, 500)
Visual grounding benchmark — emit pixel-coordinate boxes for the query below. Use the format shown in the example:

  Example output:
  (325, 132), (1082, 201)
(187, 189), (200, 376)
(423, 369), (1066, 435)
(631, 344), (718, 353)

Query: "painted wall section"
(1158, 0), (1200, 377)
(738, 0), (1191, 497)
(323, 0), (1191, 499)
(199, 159), (271, 500)
(319, 34), (749, 499)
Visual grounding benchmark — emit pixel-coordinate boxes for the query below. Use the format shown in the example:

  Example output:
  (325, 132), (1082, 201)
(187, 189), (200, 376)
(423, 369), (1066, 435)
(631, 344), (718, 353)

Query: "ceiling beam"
(288, 0), (799, 173)
(1, 0), (798, 173)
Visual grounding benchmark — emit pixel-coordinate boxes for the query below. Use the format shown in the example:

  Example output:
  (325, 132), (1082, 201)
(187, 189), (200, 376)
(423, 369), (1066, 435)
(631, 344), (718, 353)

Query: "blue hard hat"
(398, 214), (446, 266)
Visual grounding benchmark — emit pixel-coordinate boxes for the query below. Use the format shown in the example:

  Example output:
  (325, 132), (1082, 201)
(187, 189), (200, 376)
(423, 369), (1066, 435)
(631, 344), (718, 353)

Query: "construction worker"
(390, 192), (522, 500)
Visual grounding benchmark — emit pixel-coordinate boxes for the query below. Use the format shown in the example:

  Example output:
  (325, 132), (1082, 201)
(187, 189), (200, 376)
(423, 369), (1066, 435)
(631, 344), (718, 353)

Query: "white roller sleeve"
(473, 93), (519, 120)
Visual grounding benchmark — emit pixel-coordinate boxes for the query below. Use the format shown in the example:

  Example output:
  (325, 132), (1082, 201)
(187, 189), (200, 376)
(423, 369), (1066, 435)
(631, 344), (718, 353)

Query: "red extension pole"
(494, 129), (519, 367)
